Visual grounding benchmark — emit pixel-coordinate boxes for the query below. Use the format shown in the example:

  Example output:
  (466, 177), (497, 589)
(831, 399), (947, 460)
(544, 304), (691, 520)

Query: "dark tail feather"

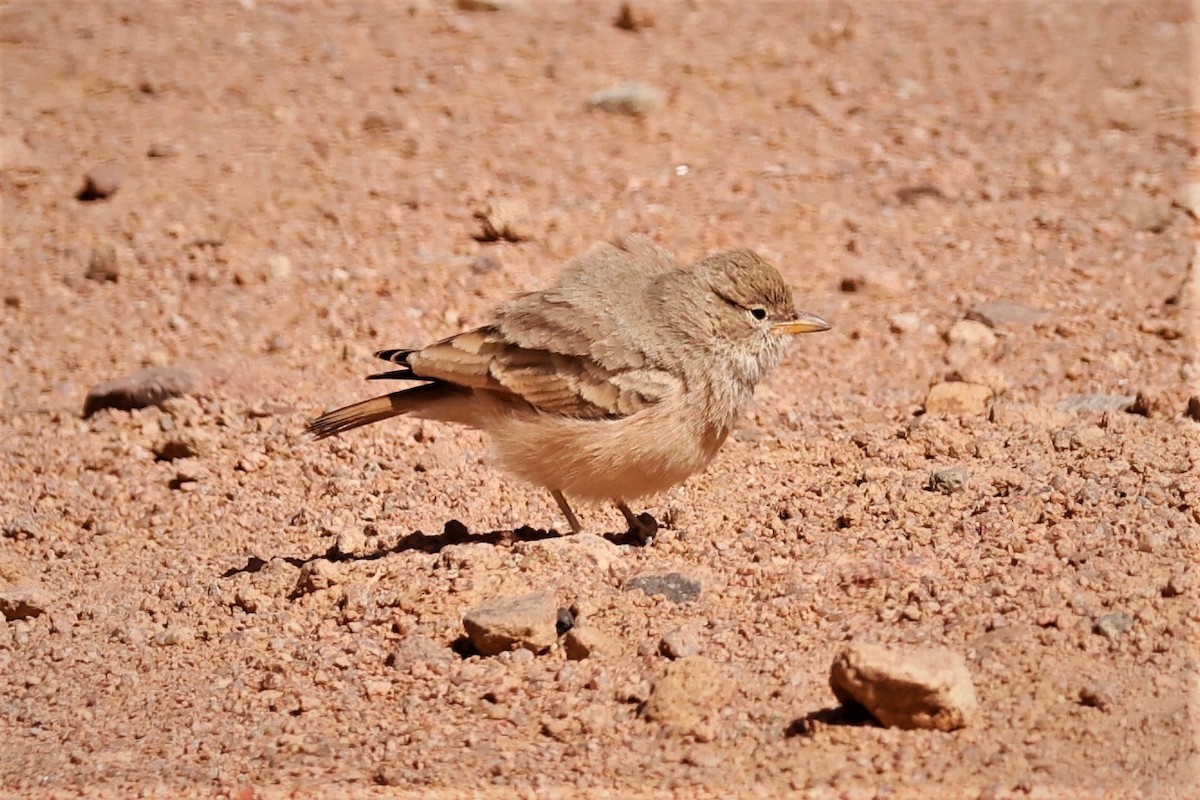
(375, 348), (415, 364)
(306, 383), (457, 440)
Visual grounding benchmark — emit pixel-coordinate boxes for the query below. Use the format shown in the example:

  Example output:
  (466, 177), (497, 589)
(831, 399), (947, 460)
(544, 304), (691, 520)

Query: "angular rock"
(1093, 612), (1134, 639)
(85, 241), (127, 282)
(293, 558), (341, 595)
(0, 581), (53, 621)
(923, 382), (993, 416)
(462, 591), (558, 656)
(83, 366), (197, 417)
(473, 197), (534, 243)
(829, 642), (978, 731)
(929, 467), (969, 494)
(641, 656), (725, 730)
(563, 627), (621, 661)
(947, 319), (997, 350)
(624, 572), (701, 604)
(77, 162), (123, 201)
(966, 300), (1052, 327)
(658, 626), (703, 659)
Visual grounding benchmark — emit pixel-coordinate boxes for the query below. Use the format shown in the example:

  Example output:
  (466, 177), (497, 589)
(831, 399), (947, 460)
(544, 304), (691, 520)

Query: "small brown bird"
(308, 235), (830, 540)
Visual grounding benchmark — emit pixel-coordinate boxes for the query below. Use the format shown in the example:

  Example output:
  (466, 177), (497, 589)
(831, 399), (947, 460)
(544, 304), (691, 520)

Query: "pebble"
(589, 82), (664, 117)
(923, 382), (993, 416)
(1092, 612), (1134, 639)
(84, 366), (197, 417)
(641, 656), (725, 731)
(624, 572), (702, 604)
(473, 197), (534, 243)
(1187, 397), (1200, 423)
(267, 254), (293, 281)
(929, 467), (969, 495)
(563, 627), (621, 661)
(77, 162), (123, 200)
(829, 642), (979, 731)
(0, 580), (53, 621)
(456, 0), (524, 10)
(334, 527), (366, 557)
(1078, 683), (1116, 712)
(613, 2), (653, 32)
(146, 141), (181, 158)
(153, 433), (207, 462)
(293, 559), (342, 595)
(658, 626), (703, 659)
(1161, 573), (1190, 598)
(887, 312), (922, 335)
(966, 300), (1053, 327)
(462, 591), (558, 656)
(947, 319), (997, 350)
(85, 241), (126, 282)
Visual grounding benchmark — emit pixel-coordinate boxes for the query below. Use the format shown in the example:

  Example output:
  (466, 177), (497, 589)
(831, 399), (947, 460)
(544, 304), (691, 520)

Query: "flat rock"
(563, 627), (621, 660)
(923, 382), (993, 416)
(624, 572), (701, 604)
(83, 366), (198, 417)
(830, 642), (978, 731)
(462, 591), (558, 656)
(966, 300), (1053, 327)
(516, 532), (621, 574)
(641, 656), (726, 730)
(1057, 394), (1136, 413)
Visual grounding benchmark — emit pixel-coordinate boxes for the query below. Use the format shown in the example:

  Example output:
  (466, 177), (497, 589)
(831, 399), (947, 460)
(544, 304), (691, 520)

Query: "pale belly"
(488, 405), (729, 502)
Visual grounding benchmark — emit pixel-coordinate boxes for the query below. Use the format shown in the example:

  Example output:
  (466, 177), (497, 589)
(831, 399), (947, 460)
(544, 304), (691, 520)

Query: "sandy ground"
(1, 1), (1198, 797)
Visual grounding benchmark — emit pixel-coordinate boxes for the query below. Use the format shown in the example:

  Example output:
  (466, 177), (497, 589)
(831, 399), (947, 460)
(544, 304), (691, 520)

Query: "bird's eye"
(750, 307), (768, 321)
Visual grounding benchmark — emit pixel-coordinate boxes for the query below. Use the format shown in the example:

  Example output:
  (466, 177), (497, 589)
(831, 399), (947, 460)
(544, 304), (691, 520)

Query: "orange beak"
(773, 311), (832, 335)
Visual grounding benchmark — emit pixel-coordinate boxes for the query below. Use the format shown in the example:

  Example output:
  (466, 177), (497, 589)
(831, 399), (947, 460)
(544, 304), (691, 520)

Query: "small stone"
(589, 82), (664, 117)
(625, 572), (701, 604)
(929, 467), (969, 494)
(1057, 393), (1137, 413)
(947, 319), (997, 350)
(563, 627), (621, 661)
(146, 142), (181, 158)
(456, 0), (523, 9)
(1118, 193), (1174, 233)
(85, 241), (126, 282)
(153, 433), (206, 462)
(267, 254), (293, 280)
(658, 626), (703, 659)
(470, 254), (501, 274)
(335, 527), (366, 557)
(1079, 684), (1116, 712)
(84, 366), (197, 417)
(1185, 397), (1200, 422)
(641, 656), (725, 731)
(0, 581), (53, 621)
(1138, 319), (1183, 341)
(1126, 391), (1164, 418)
(77, 162), (123, 201)
(1093, 612), (1134, 639)
(613, 2), (653, 31)
(887, 312), (922, 335)
(294, 559), (341, 595)
(462, 591), (558, 656)
(829, 642), (978, 731)
(966, 300), (1053, 328)
(1161, 573), (1190, 598)
(153, 626), (195, 646)
(473, 197), (534, 243)
(923, 382), (993, 416)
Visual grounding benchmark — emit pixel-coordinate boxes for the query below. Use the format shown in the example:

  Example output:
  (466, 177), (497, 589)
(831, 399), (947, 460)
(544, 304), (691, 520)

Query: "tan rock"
(924, 382), (993, 416)
(563, 627), (621, 660)
(462, 591), (558, 656)
(830, 642), (978, 731)
(641, 656), (726, 731)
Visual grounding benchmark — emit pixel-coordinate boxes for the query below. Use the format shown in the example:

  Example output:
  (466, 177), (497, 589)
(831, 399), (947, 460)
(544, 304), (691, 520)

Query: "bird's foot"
(616, 500), (659, 545)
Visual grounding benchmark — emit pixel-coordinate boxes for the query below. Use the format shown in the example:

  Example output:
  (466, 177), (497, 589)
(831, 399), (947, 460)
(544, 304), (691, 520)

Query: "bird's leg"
(615, 499), (658, 544)
(551, 490), (583, 534)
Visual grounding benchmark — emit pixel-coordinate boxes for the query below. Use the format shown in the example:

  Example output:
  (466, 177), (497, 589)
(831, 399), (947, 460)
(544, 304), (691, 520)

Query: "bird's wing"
(374, 325), (681, 420)
(371, 236), (686, 419)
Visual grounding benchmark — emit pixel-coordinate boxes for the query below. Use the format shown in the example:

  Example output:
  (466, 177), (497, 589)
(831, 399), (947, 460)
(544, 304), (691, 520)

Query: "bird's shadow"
(220, 518), (653, 579)
(784, 704), (879, 738)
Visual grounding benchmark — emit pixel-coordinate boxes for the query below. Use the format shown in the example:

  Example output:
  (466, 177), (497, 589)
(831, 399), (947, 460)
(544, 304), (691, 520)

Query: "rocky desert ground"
(1, 1), (1197, 797)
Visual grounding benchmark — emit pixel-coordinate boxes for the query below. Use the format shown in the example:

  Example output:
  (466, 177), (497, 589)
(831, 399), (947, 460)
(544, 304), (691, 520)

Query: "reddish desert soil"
(1, 1), (1197, 798)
